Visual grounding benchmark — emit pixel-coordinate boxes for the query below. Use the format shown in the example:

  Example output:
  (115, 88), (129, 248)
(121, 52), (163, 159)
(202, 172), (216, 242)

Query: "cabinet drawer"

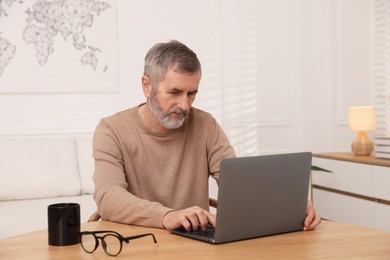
(313, 188), (375, 229)
(312, 158), (373, 197)
(374, 203), (390, 232)
(373, 166), (390, 201)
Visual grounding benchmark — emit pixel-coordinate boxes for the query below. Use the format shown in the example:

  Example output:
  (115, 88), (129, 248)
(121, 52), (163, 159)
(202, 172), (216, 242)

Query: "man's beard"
(149, 93), (188, 129)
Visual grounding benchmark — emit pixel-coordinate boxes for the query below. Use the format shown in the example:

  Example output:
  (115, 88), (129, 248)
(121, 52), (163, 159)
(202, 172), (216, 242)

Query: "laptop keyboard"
(187, 224), (216, 239)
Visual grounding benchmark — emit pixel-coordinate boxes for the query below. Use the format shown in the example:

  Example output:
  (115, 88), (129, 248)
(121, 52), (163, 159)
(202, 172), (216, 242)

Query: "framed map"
(0, 0), (119, 93)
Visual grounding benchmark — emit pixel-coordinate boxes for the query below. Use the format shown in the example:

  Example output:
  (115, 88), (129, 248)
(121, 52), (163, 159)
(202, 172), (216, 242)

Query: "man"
(93, 40), (321, 232)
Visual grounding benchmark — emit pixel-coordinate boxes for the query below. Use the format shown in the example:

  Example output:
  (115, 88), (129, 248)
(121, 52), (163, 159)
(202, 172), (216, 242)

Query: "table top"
(1, 220), (390, 259)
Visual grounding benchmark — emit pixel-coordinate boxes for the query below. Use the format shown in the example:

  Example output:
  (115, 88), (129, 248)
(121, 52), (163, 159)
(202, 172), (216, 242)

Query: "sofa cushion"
(0, 194), (96, 239)
(0, 137), (81, 201)
(76, 136), (95, 194)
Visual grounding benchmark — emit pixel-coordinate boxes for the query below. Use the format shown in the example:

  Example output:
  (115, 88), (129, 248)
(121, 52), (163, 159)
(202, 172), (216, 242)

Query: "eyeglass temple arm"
(124, 233), (157, 243)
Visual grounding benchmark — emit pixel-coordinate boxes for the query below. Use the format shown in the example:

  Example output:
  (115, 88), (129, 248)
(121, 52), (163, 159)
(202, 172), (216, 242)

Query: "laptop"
(171, 152), (312, 244)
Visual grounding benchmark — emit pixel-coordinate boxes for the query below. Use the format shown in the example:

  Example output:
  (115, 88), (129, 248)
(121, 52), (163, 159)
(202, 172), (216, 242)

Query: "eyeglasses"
(80, 230), (157, 256)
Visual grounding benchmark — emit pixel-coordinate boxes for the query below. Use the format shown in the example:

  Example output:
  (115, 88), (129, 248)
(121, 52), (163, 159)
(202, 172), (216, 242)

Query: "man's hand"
(304, 200), (321, 231)
(162, 206), (216, 231)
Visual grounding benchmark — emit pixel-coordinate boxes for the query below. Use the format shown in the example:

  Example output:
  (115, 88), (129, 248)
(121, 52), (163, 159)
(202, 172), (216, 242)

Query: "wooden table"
(1, 220), (390, 259)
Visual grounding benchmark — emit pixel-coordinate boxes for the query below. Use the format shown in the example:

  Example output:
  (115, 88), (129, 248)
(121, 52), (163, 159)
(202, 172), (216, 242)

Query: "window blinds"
(374, 0), (390, 137)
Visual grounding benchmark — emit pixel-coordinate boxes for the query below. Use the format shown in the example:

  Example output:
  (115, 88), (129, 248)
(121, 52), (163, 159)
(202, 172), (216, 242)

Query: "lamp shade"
(348, 106), (376, 131)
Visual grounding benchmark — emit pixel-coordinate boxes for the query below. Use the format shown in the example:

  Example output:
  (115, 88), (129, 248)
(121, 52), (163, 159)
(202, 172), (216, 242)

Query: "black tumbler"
(48, 203), (80, 246)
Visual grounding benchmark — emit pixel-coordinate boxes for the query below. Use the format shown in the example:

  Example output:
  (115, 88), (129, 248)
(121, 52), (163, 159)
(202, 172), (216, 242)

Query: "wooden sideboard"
(312, 152), (390, 232)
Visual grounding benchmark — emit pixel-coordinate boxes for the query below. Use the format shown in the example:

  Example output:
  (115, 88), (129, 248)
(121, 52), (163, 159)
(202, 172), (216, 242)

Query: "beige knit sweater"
(93, 104), (236, 228)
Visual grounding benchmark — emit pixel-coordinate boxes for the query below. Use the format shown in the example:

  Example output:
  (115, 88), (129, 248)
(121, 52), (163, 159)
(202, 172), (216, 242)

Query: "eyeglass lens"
(80, 233), (96, 253)
(81, 233), (123, 256)
(102, 234), (122, 256)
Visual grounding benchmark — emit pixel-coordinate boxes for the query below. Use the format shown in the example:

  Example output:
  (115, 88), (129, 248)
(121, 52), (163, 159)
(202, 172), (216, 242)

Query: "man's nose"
(178, 95), (190, 111)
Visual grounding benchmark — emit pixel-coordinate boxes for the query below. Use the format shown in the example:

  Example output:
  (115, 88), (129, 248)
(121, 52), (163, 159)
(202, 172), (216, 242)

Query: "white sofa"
(0, 136), (97, 239)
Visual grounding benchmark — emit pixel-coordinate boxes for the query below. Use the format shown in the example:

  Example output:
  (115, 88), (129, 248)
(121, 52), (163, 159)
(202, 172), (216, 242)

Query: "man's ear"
(141, 76), (151, 98)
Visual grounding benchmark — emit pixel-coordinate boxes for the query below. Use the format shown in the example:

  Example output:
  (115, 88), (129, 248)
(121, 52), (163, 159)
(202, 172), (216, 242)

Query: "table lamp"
(348, 106), (376, 156)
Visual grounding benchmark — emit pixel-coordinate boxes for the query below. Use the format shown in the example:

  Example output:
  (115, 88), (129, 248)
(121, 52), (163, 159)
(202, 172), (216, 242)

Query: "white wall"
(300, 0), (373, 153)
(0, 0), (372, 152)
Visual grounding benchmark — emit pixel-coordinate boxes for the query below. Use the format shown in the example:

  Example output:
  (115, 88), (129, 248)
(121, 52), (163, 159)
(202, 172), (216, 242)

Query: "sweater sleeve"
(92, 120), (172, 228)
(206, 116), (236, 183)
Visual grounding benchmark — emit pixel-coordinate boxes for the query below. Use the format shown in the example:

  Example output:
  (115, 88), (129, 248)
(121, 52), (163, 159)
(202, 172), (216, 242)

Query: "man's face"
(148, 69), (200, 129)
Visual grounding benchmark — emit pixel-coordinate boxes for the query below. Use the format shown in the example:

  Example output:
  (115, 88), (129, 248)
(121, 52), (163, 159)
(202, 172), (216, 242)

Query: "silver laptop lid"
(214, 152), (312, 243)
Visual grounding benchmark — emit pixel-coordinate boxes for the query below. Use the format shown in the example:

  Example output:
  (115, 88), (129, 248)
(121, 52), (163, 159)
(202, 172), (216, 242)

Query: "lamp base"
(351, 131), (374, 156)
